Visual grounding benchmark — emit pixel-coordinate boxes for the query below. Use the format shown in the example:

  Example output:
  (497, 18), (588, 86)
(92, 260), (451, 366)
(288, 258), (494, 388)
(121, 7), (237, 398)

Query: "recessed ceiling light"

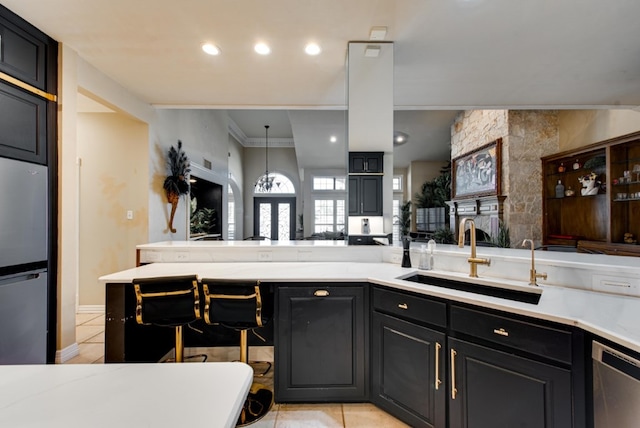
(305, 43), (321, 56)
(201, 43), (220, 56)
(330, 135), (337, 143)
(254, 43), (271, 55)
(394, 131), (409, 146)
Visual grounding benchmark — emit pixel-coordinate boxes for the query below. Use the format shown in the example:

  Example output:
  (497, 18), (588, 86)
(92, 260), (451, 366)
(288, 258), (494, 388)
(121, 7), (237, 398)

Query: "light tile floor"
(66, 313), (409, 428)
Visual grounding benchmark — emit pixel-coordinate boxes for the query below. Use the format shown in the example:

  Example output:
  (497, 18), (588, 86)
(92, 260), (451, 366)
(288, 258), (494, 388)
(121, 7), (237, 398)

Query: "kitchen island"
(101, 260), (640, 353)
(0, 362), (252, 428)
(100, 242), (640, 427)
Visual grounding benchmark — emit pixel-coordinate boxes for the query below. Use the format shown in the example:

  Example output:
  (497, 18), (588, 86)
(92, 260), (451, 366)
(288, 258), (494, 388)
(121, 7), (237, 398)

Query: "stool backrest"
(200, 279), (268, 328)
(132, 275), (200, 327)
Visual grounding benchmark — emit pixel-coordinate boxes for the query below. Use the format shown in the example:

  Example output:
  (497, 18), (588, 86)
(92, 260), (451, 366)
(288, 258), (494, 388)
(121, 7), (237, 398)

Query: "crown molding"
(227, 117), (294, 147)
(228, 118), (248, 145)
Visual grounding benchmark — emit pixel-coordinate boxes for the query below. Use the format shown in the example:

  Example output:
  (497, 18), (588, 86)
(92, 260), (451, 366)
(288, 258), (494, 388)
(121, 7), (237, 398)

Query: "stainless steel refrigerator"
(0, 156), (48, 364)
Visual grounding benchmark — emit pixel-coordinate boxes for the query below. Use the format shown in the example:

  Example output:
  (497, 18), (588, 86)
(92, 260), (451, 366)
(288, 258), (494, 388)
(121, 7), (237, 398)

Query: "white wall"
(59, 52), (236, 358)
(57, 46), (157, 361)
(149, 109), (229, 242)
(558, 109), (640, 151)
(77, 112), (148, 306)
(228, 134), (245, 240)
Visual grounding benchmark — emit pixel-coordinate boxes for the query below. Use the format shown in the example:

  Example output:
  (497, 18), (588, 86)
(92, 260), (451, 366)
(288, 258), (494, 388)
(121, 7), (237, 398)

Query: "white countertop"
(100, 261), (640, 354)
(0, 362), (253, 428)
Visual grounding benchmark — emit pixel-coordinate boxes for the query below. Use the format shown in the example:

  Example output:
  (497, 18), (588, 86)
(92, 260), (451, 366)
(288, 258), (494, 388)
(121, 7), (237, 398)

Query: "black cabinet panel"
(0, 81), (47, 164)
(349, 175), (382, 216)
(349, 152), (383, 173)
(448, 337), (572, 428)
(104, 283), (174, 363)
(275, 284), (368, 402)
(0, 7), (50, 91)
(372, 312), (445, 428)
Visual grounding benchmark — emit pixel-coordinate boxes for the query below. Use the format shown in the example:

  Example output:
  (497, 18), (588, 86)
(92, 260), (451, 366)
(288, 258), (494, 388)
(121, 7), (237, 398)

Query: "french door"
(253, 197), (296, 240)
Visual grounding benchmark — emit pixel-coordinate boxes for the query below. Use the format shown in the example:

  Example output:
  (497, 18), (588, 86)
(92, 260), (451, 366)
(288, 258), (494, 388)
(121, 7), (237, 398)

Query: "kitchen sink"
(399, 273), (542, 305)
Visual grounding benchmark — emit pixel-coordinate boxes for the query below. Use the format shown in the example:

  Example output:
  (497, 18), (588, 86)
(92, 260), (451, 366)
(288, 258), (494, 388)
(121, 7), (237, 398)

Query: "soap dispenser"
(401, 236), (412, 268)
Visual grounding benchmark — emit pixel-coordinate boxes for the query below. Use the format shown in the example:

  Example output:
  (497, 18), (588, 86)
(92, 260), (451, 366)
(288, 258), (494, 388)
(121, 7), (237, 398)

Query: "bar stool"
(200, 278), (274, 426)
(132, 275), (204, 363)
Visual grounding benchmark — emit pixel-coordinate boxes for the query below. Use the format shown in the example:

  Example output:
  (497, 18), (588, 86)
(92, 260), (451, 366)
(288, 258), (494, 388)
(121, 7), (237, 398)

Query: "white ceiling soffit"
(288, 110), (348, 169)
(77, 93), (115, 113)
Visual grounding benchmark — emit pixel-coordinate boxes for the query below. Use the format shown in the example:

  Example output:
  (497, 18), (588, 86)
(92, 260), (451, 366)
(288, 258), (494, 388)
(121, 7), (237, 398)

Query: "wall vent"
(203, 159), (212, 169)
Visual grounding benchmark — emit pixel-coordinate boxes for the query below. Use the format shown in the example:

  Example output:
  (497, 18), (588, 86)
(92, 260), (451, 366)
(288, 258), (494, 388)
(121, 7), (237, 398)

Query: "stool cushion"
(201, 280), (272, 329)
(133, 275), (200, 327)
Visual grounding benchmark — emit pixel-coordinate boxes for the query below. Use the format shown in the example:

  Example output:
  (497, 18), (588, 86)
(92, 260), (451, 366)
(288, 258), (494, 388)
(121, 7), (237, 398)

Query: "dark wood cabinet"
(0, 9), (50, 91)
(542, 131), (640, 256)
(0, 80), (48, 164)
(372, 312), (446, 428)
(371, 286), (447, 427)
(0, 5), (57, 165)
(349, 175), (382, 216)
(275, 283), (369, 402)
(448, 337), (572, 428)
(349, 152), (383, 173)
(370, 286), (584, 428)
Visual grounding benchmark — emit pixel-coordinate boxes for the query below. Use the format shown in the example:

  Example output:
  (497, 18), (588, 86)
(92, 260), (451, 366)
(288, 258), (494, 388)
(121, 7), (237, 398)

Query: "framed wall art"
(452, 138), (502, 199)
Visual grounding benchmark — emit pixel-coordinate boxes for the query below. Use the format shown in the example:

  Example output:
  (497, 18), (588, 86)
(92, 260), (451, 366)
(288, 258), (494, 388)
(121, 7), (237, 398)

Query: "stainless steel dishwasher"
(592, 341), (640, 428)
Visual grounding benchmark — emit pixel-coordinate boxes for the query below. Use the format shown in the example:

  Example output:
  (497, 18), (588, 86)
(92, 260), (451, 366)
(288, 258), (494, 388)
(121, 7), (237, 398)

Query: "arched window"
(254, 172), (295, 194)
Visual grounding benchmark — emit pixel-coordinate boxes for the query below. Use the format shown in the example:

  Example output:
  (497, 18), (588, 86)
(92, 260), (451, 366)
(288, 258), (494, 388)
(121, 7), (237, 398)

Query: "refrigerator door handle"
(0, 272), (41, 286)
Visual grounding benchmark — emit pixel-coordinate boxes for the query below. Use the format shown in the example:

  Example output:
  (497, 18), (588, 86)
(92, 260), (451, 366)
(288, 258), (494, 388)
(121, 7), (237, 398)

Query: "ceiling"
(6, 0), (640, 169)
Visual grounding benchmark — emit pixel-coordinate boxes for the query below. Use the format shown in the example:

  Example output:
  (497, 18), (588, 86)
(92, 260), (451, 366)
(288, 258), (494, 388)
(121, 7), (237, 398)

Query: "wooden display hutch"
(542, 131), (640, 256)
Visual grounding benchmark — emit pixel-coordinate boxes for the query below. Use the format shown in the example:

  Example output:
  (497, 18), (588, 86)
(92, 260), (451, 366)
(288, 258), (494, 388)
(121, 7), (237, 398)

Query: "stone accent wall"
(451, 110), (559, 247)
(506, 111), (559, 246)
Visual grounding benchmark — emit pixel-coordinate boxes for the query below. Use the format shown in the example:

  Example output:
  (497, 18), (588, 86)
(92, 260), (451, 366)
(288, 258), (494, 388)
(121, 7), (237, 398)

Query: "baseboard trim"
(56, 342), (79, 364)
(78, 305), (105, 314)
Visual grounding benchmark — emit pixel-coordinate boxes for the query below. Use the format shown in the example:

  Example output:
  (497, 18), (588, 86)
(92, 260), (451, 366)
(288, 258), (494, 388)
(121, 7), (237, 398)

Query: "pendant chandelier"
(255, 125), (280, 193)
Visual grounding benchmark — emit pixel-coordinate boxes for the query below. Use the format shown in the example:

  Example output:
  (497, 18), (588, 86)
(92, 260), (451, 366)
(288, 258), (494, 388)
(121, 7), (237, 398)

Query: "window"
(254, 172), (295, 194)
(227, 184), (235, 240)
(392, 198), (401, 243)
(392, 175), (403, 191)
(392, 174), (405, 243)
(311, 174), (347, 235)
(313, 176), (346, 191)
(314, 199), (345, 233)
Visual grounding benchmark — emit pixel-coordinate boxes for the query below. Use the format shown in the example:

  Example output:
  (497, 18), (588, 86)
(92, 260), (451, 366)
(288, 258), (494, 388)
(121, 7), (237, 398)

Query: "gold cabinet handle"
(451, 348), (457, 400)
(435, 342), (442, 390)
(493, 328), (509, 337)
(314, 290), (329, 297)
(398, 303), (408, 310)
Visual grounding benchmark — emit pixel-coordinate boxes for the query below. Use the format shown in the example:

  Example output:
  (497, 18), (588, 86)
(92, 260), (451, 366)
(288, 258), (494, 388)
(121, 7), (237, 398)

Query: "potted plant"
(163, 140), (190, 233)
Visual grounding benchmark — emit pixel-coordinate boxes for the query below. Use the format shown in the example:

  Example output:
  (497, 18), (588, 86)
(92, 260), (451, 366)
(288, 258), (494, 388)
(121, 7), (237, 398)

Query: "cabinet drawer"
(373, 287), (446, 328)
(450, 305), (572, 364)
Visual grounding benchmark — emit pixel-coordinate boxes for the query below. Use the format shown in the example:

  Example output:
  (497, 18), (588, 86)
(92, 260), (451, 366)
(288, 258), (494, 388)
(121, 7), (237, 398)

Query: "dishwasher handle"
(593, 341), (640, 382)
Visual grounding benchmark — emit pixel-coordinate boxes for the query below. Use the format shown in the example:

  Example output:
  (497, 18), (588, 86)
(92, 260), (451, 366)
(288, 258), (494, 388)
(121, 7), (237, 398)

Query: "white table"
(0, 362), (253, 428)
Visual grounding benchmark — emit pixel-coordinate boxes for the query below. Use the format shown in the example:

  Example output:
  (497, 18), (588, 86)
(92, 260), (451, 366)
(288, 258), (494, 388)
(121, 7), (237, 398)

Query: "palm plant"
(163, 140), (190, 233)
(490, 221), (511, 248)
(395, 200), (412, 237)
